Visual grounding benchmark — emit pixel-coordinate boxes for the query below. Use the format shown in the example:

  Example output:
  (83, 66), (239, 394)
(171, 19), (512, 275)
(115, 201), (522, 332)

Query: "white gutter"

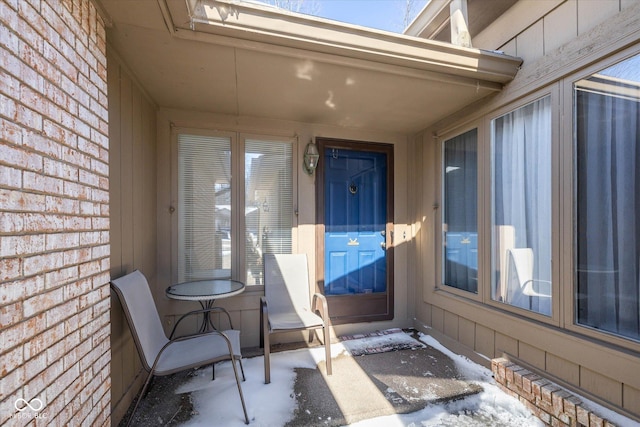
(179, 0), (521, 85)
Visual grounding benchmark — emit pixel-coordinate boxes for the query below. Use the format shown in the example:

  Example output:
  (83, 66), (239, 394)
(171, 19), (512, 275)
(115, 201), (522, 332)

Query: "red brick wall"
(0, 0), (110, 425)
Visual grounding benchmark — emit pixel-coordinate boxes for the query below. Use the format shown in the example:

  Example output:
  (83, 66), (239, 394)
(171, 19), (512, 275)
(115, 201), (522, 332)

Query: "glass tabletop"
(166, 279), (245, 301)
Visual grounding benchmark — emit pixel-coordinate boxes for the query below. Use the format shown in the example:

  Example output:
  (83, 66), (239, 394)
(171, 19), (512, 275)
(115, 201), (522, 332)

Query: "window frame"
(170, 127), (298, 286)
(239, 133), (298, 286)
(431, 44), (640, 352)
(485, 92), (560, 324)
(562, 47), (640, 351)
(433, 89), (561, 327)
(437, 124), (483, 301)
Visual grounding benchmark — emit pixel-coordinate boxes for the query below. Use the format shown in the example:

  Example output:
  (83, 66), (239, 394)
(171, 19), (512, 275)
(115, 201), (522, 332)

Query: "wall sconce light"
(303, 140), (320, 175)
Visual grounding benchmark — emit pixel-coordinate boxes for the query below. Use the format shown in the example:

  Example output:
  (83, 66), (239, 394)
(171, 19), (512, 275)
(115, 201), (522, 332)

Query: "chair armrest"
(522, 279), (552, 297)
(312, 293), (330, 324)
(170, 306), (235, 339)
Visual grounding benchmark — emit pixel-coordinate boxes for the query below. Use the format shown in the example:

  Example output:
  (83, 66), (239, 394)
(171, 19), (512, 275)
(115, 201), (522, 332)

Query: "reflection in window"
(245, 139), (293, 285)
(443, 129), (478, 293)
(178, 134), (231, 281)
(575, 53), (640, 341)
(492, 96), (552, 316)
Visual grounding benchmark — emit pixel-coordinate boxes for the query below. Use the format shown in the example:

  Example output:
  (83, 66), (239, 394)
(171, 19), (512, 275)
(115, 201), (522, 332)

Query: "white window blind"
(178, 134), (231, 282)
(244, 139), (293, 285)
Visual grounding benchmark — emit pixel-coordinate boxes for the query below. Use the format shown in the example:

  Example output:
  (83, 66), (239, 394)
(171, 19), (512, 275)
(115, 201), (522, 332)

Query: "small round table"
(166, 279), (245, 332)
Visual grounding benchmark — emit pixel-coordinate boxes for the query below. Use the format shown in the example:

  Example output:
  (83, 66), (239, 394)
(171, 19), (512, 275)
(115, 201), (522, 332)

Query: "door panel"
(325, 149), (386, 296)
(317, 139), (394, 324)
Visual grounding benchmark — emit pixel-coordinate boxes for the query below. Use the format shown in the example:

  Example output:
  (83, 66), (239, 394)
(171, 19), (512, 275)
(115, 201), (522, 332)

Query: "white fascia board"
(184, 0), (521, 84)
(404, 0), (450, 39)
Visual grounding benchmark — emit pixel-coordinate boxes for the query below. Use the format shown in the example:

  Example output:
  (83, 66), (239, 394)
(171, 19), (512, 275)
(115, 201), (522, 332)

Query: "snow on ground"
(177, 341), (347, 427)
(175, 331), (627, 427)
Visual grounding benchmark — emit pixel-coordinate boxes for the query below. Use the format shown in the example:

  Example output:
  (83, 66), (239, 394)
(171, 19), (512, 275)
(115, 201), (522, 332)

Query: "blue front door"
(319, 140), (393, 324)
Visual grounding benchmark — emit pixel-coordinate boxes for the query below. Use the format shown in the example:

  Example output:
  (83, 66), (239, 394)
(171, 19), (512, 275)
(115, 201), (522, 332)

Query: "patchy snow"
(176, 331), (631, 427)
(418, 334), (638, 427)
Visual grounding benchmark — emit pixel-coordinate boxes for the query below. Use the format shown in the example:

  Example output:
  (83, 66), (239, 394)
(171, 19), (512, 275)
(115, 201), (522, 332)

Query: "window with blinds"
(178, 134), (232, 281)
(245, 138), (293, 285)
(177, 132), (293, 285)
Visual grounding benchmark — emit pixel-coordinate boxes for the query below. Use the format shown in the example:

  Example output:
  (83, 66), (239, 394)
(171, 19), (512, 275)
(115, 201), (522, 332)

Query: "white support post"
(450, 0), (472, 48)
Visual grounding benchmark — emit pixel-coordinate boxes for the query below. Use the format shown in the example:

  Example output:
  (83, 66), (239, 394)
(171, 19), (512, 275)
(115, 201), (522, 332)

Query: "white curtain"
(492, 96), (552, 315)
(576, 62), (640, 340)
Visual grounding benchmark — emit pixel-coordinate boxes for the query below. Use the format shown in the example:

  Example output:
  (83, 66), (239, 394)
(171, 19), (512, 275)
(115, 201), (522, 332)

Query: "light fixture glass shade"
(303, 141), (320, 175)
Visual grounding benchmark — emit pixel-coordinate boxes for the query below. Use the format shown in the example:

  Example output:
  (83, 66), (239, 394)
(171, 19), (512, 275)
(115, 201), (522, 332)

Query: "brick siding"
(0, 0), (110, 425)
(492, 358), (619, 427)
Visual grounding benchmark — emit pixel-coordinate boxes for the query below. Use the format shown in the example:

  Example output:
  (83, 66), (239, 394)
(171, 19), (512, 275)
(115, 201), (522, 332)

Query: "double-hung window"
(177, 131), (294, 285)
(491, 96), (553, 316)
(574, 53), (640, 341)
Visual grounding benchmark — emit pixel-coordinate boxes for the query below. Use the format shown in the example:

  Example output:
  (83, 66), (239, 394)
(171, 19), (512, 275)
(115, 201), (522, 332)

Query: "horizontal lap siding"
(0, 0), (110, 425)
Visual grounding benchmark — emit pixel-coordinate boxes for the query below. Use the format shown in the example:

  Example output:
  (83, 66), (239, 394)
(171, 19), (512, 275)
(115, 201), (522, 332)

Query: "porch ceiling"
(97, 0), (522, 134)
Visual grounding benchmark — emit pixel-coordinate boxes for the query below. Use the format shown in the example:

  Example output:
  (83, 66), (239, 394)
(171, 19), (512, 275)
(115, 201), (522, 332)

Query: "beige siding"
(580, 367), (622, 406)
(546, 353), (580, 385)
(477, 0), (628, 65)
(518, 342), (546, 371)
(543, 0), (577, 53)
(474, 324), (495, 359)
(458, 317), (475, 349)
(108, 51), (158, 424)
(577, 0), (621, 35)
(516, 20), (544, 65)
(494, 332), (517, 358)
(623, 385), (640, 414)
(443, 310), (459, 341)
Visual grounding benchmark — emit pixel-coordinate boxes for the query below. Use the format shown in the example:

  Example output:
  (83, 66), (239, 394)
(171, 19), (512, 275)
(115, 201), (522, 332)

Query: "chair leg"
(126, 371), (154, 427)
(230, 352), (250, 424)
(212, 364), (215, 380)
(323, 325), (332, 376)
(264, 332), (271, 384)
(237, 358), (246, 381)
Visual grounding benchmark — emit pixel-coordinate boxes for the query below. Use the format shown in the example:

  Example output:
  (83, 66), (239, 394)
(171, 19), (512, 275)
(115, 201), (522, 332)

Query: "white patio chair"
(260, 253), (332, 384)
(506, 248), (552, 299)
(111, 270), (249, 425)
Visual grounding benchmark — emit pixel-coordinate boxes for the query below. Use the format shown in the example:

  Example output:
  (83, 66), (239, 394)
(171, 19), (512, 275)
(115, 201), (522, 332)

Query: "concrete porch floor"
(117, 330), (532, 426)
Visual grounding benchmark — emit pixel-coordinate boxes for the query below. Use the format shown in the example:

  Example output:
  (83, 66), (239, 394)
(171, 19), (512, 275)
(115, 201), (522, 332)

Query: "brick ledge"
(491, 357), (618, 427)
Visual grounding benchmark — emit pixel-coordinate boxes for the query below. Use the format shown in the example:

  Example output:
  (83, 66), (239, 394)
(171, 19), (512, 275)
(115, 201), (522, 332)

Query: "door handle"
(380, 241), (386, 250)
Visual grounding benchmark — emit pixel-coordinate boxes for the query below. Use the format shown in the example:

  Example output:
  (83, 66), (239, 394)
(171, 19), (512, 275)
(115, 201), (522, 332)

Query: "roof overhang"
(97, 0), (522, 133)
